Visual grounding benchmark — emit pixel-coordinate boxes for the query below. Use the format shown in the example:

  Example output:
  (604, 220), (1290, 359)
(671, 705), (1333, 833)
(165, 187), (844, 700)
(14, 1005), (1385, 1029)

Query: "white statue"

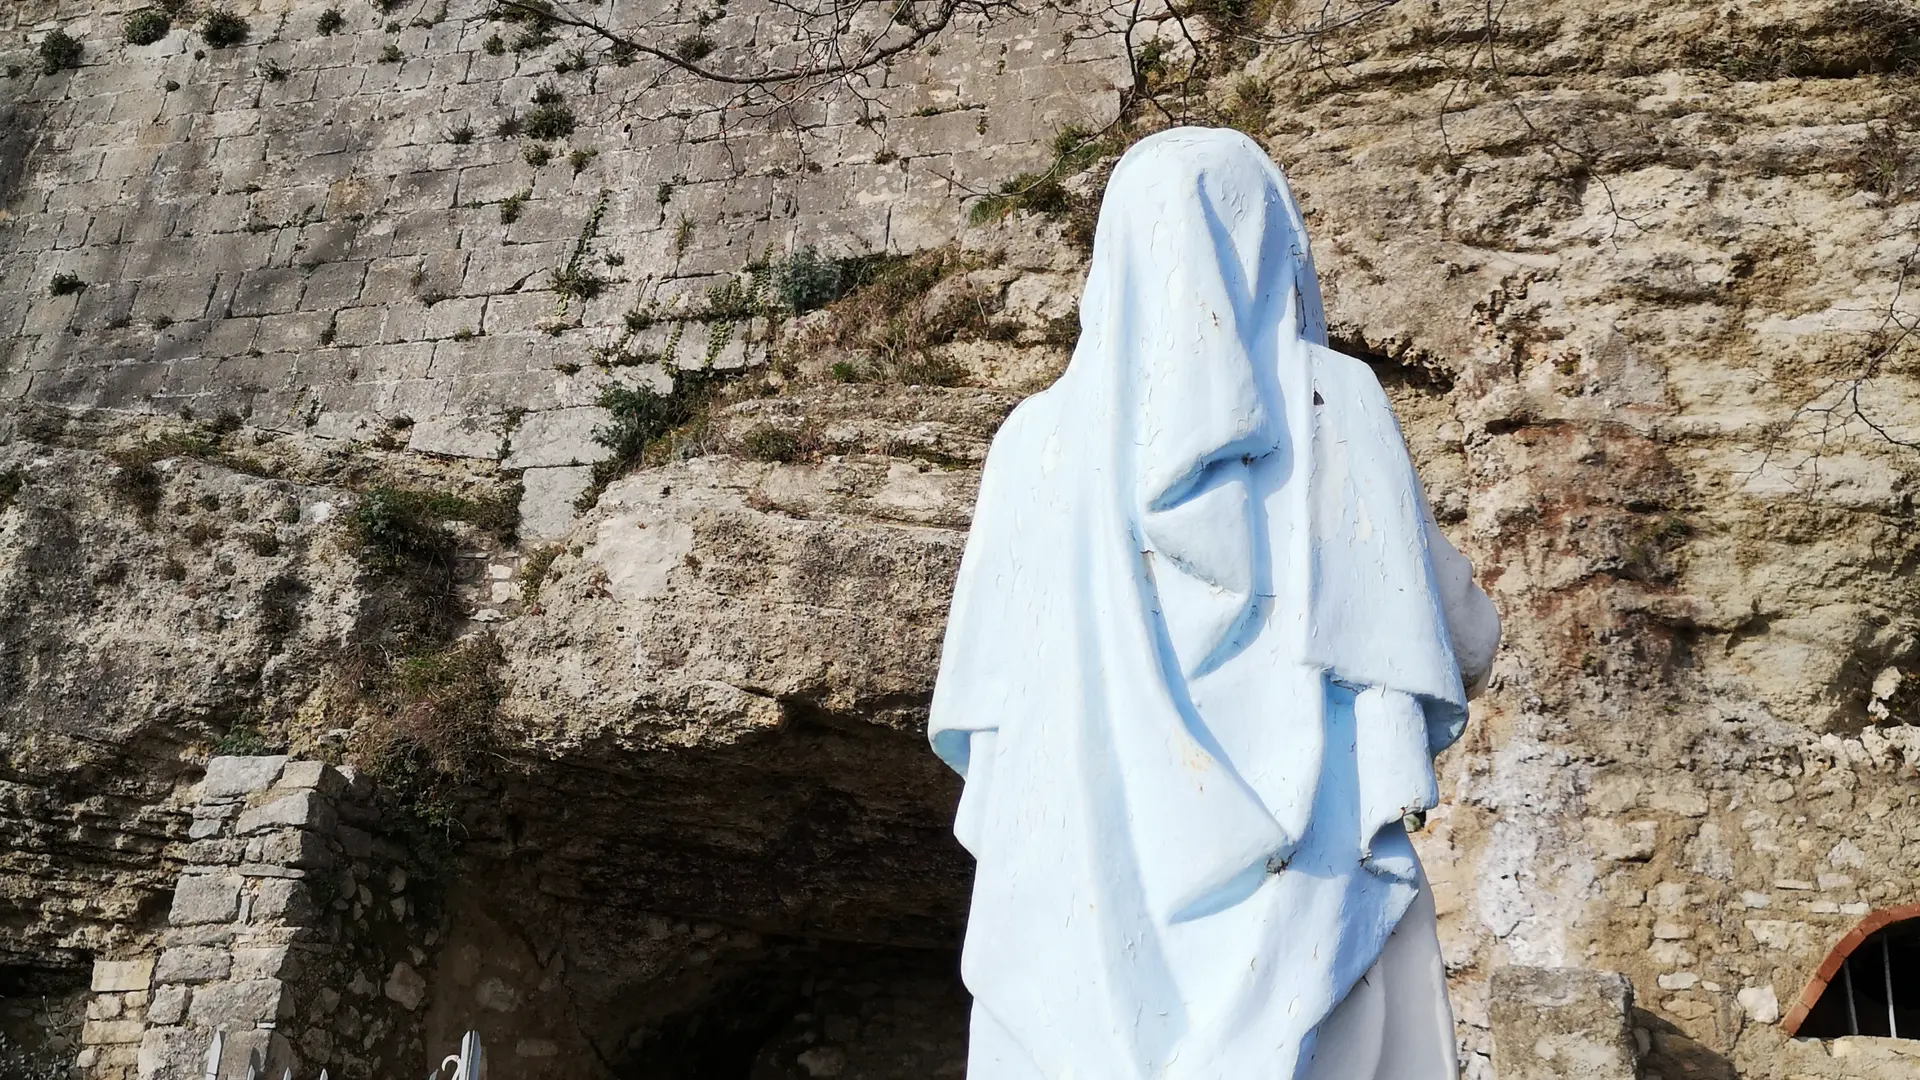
(929, 127), (1500, 1080)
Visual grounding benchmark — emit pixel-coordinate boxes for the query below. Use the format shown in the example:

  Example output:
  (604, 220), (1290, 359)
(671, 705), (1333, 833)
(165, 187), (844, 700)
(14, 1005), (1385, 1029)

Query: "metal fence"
(199, 1029), (485, 1080)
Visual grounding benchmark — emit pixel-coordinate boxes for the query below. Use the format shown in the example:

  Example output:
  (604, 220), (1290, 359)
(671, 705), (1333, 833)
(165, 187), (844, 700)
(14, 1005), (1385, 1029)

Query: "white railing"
(199, 1029), (485, 1080)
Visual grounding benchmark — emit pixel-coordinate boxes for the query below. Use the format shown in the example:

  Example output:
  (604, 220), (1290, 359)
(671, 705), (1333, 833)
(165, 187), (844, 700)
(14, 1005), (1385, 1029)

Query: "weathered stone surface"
(1490, 967), (1637, 1080)
(235, 791), (335, 836)
(384, 962), (426, 1011)
(186, 979), (288, 1025)
(201, 756), (289, 798)
(153, 946), (231, 985)
(90, 958), (153, 993)
(168, 875), (242, 927)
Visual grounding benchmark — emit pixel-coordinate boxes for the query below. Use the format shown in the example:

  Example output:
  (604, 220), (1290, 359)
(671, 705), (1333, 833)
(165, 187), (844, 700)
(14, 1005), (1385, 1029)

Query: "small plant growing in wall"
(38, 29), (83, 74)
(124, 9), (172, 45)
(379, 42), (404, 62)
(448, 121), (473, 144)
(317, 6), (345, 33)
(569, 147), (597, 175)
(499, 189), (530, 223)
(260, 59), (290, 81)
(672, 214), (695, 256)
(674, 33), (714, 62)
(523, 142), (553, 167)
(200, 9), (250, 48)
(494, 112), (522, 138)
(483, 33), (506, 54)
(48, 272), (86, 296)
(522, 83), (575, 139)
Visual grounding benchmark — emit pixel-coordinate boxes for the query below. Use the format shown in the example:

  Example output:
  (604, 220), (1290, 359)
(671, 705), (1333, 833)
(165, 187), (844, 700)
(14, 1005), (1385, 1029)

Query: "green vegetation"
(345, 484), (518, 574)
(124, 9), (173, 45)
(674, 33), (715, 62)
(519, 544), (562, 603)
(499, 189), (530, 224)
(317, 7), (345, 34)
(200, 9), (250, 48)
(448, 121), (474, 145)
(48, 272), (85, 297)
(262, 60), (290, 82)
(569, 147), (597, 175)
(379, 42), (404, 62)
(790, 246), (989, 385)
(581, 367), (737, 505)
(494, 112), (523, 138)
(483, 33), (506, 54)
(523, 142), (553, 166)
(522, 84), (575, 139)
(967, 124), (1113, 242)
(38, 29), (82, 74)
(214, 721), (275, 755)
(741, 424), (806, 463)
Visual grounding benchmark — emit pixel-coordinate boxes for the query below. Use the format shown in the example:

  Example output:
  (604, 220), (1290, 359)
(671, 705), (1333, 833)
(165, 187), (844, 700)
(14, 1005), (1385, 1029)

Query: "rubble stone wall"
(74, 756), (425, 1080)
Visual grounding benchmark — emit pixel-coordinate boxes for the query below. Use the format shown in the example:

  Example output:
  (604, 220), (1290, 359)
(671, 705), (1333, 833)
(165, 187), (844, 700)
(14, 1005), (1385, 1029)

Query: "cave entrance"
(1787, 906), (1920, 1039)
(614, 939), (969, 1080)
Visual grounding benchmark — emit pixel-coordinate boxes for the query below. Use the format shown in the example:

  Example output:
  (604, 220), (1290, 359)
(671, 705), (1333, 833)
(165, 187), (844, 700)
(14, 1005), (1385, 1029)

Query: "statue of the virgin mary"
(928, 127), (1501, 1080)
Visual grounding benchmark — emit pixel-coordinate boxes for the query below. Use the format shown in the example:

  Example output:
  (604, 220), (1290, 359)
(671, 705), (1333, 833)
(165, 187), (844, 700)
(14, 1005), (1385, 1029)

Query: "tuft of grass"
(346, 485), (520, 573)
(317, 7), (345, 34)
(214, 722), (275, 756)
(569, 147), (598, 175)
(200, 9), (250, 48)
(124, 10), (173, 45)
(39, 29), (83, 74)
(519, 544), (562, 603)
(379, 42), (404, 62)
(523, 142), (553, 167)
(550, 263), (605, 300)
(790, 246), (989, 386)
(483, 33), (506, 54)
(580, 367), (738, 506)
(494, 112), (523, 138)
(966, 123), (1117, 246)
(522, 95), (575, 140)
(261, 59), (290, 82)
(499, 188), (530, 223)
(674, 34), (715, 62)
(48, 272), (86, 297)
(740, 424), (810, 463)
(448, 121), (474, 145)
(358, 634), (505, 782)
(672, 214), (695, 255)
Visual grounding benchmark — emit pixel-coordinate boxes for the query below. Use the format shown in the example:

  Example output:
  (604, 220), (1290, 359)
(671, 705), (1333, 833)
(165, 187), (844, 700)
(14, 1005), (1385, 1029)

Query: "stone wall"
(73, 756), (424, 1080)
(0, 0), (1126, 538)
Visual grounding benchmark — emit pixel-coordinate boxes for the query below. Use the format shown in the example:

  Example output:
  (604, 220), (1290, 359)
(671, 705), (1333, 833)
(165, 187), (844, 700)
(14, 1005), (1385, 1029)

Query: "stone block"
(1586, 818), (1656, 862)
(169, 874), (242, 926)
(202, 756), (289, 798)
(187, 979), (288, 1025)
(82, 1019), (147, 1045)
(519, 465), (593, 541)
(275, 759), (346, 796)
(236, 791), (336, 836)
(502, 407), (612, 470)
(1489, 967), (1637, 1080)
(252, 878), (317, 924)
(384, 962), (427, 1010)
(91, 957), (154, 993)
(147, 986), (189, 1026)
(154, 946), (231, 984)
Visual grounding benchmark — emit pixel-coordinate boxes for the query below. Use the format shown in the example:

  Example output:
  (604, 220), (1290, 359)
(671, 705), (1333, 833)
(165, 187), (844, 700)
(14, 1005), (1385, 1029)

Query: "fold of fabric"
(929, 126), (1472, 1079)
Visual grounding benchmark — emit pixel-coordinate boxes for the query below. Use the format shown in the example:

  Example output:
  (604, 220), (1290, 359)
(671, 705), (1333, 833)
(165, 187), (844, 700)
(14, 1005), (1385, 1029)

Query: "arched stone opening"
(1785, 904), (1920, 1039)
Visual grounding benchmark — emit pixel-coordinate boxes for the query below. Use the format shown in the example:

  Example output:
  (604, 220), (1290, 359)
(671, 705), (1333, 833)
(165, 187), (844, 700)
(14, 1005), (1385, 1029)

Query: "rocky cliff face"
(5, 0), (1920, 1075)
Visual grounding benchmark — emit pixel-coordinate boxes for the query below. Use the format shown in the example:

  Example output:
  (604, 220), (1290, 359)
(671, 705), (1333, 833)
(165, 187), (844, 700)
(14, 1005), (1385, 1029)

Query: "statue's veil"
(929, 127), (1468, 1079)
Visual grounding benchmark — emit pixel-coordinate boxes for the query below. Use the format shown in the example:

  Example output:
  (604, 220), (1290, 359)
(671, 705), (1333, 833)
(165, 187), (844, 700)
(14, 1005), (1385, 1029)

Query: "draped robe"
(929, 128), (1499, 1080)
